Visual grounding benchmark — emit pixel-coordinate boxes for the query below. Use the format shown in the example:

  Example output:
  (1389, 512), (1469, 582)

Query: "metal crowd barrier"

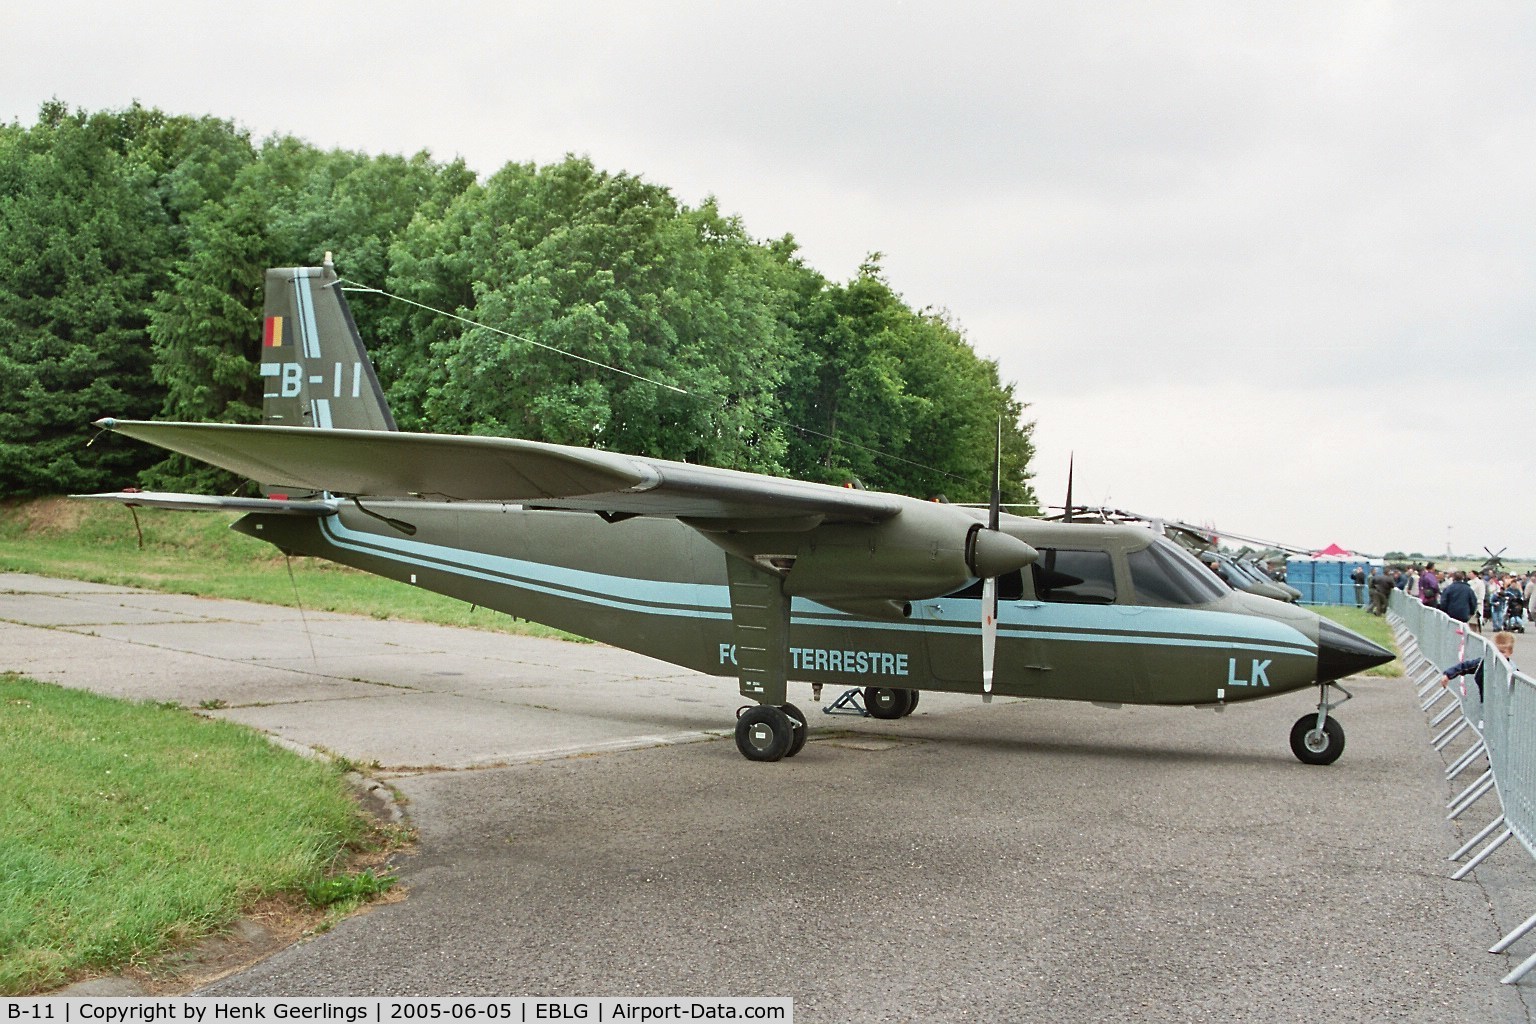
(1389, 589), (1535, 984)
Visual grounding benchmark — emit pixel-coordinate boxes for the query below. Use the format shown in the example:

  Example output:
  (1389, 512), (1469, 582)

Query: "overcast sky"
(6, 1), (1534, 558)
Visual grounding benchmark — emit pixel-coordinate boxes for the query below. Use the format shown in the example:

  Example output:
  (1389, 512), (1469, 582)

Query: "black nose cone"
(1316, 619), (1395, 682)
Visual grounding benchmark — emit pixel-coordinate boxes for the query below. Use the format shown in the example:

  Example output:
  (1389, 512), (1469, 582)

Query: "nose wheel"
(1289, 682), (1352, 765)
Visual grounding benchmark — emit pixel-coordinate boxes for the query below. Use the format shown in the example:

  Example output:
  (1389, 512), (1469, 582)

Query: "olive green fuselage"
(237, 503), (1324, 708)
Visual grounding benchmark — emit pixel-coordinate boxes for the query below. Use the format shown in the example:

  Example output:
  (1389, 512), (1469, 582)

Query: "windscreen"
(1238, 560), (1276, 584)
(1127, 536), (1229, 606)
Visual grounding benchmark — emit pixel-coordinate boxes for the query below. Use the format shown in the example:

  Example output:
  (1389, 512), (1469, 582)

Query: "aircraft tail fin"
(260, 254), (396, 434)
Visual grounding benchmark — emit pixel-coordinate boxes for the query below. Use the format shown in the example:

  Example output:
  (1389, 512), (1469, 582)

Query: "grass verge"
(1312, 605), (1403, 676)
(0, 673), (403, 995)
(0, 497), (583, 641)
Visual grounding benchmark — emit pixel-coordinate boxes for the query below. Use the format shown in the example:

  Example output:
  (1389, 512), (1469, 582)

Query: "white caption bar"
(2, 999), (791, 1024)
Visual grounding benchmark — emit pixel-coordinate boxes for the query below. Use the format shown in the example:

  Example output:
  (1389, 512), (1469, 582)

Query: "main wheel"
(1289, 714), (1345, 765)
(781, 702), (808, 758)
(736, 705), (793, 762)
(903, 689), (920, 716)
(864, 686), (914, 720)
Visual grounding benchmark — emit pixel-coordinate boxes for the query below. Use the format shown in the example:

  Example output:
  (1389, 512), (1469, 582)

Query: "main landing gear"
(863, 686), (920, 720)
(1289, 681), (1353, 765)
(735, 702), (808, 762)
(735, 687), (923, 760)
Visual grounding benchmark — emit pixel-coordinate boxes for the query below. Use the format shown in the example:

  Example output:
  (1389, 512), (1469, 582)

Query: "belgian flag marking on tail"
(263, 316), (284, 348)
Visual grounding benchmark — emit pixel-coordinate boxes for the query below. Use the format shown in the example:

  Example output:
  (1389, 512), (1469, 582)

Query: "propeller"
(981, 421), (1002, 701)
(963, 419), (1036, 702)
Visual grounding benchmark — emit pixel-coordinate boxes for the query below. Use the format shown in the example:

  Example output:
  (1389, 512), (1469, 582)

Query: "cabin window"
(940, 569), (1024, 601)
(1126, 538), (1227, 606)
(1031, 548), (1116, 604)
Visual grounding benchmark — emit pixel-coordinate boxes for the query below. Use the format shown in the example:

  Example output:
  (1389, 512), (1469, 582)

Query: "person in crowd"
(1490, 574), (1506, 631)
(1439, 571), (1478, 623)
(1368, 567), (1394, 615)
(1420, 563), (1440, 607)
(1351, 564), (1366, 608)
(1469, 571), (1487, 632)
(1441, 631), (1517, 702)
(1505, 576), (1528, 631)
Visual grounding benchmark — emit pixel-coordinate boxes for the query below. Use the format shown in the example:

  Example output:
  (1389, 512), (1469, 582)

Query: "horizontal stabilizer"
(92, 420), (903, 523)
(70, 491), (338, 516)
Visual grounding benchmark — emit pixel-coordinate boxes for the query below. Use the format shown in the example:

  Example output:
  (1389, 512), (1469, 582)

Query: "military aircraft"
(1482, 547), (1509, 574)
(1213, 553), (1300, 603)
(79, 259), (1393, 766)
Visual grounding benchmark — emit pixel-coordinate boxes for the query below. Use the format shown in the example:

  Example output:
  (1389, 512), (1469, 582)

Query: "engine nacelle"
(705, 496), (1036, 603)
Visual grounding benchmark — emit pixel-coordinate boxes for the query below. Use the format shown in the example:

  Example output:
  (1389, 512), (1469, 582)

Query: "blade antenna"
(1064, 452), (1075, 524)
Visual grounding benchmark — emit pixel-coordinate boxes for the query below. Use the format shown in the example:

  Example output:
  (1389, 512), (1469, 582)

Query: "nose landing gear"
(1290, 681), (1353, 765)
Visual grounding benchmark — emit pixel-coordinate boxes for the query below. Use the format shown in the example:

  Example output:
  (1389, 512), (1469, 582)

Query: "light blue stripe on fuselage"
(320, 514), (730, 618)
(316, 516), (1314, 657)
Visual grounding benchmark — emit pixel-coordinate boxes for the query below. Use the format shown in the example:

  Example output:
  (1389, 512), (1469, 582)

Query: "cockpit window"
(1127, 538), (1228, 606)
(1032, 548), (1116, 604)
(1236, 560), (1272, 584)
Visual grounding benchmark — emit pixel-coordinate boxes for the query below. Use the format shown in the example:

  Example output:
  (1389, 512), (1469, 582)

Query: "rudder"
(259, 254), (396, 433)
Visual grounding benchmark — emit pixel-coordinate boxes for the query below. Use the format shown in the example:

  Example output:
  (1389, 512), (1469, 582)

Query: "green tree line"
(0, 101), (1036, 506)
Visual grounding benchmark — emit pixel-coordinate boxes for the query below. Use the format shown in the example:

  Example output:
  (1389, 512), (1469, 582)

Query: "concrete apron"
(4, 573), (1533, 1021)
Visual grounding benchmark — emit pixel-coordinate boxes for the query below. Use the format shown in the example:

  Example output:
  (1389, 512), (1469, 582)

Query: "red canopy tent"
(1311, 543), (1354, 558)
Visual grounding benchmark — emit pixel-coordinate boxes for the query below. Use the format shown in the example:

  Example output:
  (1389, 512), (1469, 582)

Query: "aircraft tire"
(864, 686), (913, 720)
(903, 689), (920, 716)
(1289, 714), (1345, 765)
(781, 702), (808, 758)
(736, 705), (792, 762)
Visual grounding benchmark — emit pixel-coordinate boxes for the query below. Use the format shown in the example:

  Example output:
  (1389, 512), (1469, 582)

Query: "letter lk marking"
(1227, 657), (1272, 688)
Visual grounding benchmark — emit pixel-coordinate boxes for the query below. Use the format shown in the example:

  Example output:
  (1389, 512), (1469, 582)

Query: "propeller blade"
(989, 418), (1002, 532)
(982, 418), (1001, 702)
(982, 575), (997, 700)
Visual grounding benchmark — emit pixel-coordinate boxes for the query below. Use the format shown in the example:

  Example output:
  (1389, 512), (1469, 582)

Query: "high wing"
(92, 419), (902, 526)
